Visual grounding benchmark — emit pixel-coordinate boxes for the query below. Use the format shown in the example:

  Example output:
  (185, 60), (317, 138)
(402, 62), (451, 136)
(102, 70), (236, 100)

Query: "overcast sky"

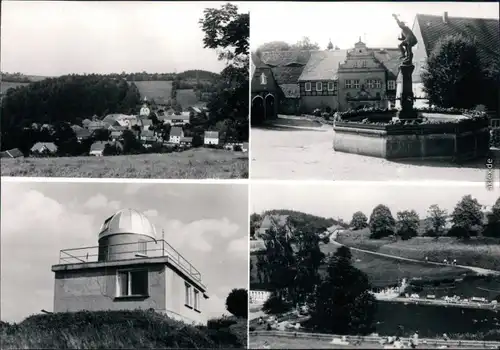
(1, 1), (250, 76)
(251, 182), (500, 221)
(1, 181), (248, 323)
(251, 2), (499, 50)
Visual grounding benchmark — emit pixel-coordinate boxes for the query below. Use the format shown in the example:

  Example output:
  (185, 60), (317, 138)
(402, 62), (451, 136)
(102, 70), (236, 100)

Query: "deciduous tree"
(369, 204), (395, 239)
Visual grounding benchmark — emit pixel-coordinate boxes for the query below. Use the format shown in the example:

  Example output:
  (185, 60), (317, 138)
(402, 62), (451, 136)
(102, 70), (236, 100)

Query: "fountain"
(333, 14), (490, 162)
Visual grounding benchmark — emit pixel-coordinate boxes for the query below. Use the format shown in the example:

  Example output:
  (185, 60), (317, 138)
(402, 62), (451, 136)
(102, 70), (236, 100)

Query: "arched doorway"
(265, 94), (275, 120)
(251, 96), (265, 125)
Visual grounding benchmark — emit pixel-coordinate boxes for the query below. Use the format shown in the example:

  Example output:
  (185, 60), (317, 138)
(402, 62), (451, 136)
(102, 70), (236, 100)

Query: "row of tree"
(350, 195), (500, 240)
(1, 70), (220, 83)
(254, 215), (376, 334)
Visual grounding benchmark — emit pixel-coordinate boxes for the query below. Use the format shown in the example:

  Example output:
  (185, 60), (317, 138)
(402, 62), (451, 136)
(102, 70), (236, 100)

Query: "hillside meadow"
(336, 229), (500, 271)
(1, 149), (248, 179)
(0, 310), (247, 349)
(250, 242), (469, 290)
(131, 81), (173, 104)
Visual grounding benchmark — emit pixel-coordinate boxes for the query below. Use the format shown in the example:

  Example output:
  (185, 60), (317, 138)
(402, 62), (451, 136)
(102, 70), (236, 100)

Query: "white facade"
(250, 290), (271, 304)
(140, 105), (151, 117)
(204, 137), (219, 145)
(169, 135), (181, 144)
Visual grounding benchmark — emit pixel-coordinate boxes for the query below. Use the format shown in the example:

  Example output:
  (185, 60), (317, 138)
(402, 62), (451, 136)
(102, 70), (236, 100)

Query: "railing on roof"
(58, 239), (201, 283)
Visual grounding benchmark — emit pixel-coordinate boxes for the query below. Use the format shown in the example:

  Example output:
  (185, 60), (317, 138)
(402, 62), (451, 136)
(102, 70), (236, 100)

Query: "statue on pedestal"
(392, 14), (418, 65)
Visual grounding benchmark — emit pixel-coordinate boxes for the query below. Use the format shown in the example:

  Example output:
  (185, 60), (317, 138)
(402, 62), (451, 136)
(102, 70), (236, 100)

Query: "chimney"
(442, 11), (448, 24)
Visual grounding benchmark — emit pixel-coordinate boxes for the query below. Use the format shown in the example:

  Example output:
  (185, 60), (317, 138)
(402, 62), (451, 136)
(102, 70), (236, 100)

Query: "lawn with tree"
(337, 195), (500, 270)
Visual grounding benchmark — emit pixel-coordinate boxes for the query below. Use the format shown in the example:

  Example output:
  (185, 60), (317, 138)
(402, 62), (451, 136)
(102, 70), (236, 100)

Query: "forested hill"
(1, 75), (141, 129)
(258, 209), (348, 231)
(1, 70), (220, 83)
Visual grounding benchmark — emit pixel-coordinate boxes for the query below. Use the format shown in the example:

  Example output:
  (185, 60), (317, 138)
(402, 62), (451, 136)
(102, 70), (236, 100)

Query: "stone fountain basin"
(333, 113), (490, 162)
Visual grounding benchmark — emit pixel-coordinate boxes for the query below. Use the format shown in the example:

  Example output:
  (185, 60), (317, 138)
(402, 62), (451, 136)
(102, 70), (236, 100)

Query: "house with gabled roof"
(396, 12), (500, 109)
(169, 127), (184, 144)
(31, 142), (58, 155)
(204, 131), (219, 145)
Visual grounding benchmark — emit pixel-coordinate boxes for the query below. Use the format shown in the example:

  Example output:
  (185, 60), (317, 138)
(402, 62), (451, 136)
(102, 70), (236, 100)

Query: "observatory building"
(51, 208), (208, 325)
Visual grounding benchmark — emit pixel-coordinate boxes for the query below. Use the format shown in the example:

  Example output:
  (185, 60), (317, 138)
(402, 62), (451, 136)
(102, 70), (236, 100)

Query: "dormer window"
(316, 82), (322, 91)
(260, 73), (267, 85)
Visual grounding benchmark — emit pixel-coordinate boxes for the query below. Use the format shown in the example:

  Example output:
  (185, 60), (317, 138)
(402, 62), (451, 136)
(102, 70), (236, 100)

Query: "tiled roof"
(4, 148), (23, 158)
(260, 50), (312, 67)
(170, 127), (183, 137)
(416, 14), (500, 67)
(298, 50), (348, 81)
(75, 128), (91, 138)
(270, 66), (305, 85)
(372, 49), (401, 80)
(71, 124), (83, 131)
(280, 84), (300, 98)
(205, 131), (219, 138)
(31, 142), (57, 152)
(90, 141), (108, 152)
(180, 137), (193, 142)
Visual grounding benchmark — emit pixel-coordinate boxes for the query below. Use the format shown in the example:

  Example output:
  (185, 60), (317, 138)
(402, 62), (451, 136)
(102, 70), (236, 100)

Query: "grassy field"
(251, 243), (469, 290)
(337, 229), (500, 271)
(176, 89), (203, 107)
(0, 310), (247, 349)
(1, 149), (248, 179)
(132, 81), (173, 105)
(1, 81), (30, 94)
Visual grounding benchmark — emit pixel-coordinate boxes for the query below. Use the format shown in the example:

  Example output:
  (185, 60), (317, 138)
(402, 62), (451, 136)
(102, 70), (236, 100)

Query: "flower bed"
(333, 107), (490, 162)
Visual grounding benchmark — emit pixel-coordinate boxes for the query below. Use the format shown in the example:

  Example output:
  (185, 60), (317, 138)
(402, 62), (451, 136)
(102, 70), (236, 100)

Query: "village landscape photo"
(0, 180), (249, 349)
(249, 182), (500, 349)
(250, 1), (499, 181)
(0, 1), (249, 179)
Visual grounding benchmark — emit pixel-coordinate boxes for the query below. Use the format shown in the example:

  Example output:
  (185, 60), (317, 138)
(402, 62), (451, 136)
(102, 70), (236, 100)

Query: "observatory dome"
(98, 208), (157, 241)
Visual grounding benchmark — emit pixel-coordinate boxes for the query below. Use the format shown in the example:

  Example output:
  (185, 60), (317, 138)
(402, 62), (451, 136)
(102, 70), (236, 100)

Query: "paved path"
(251, 124), (496, 181)
(331, 240), (500, 276)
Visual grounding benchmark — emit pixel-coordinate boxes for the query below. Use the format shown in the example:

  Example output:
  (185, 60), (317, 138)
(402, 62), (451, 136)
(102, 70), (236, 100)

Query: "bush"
(312, 108), (321, 117)
(491, 128), (500, 148)
(225, 288), (248, 318)
(233, 145), (242, 152)
(262, 293), (292, 315)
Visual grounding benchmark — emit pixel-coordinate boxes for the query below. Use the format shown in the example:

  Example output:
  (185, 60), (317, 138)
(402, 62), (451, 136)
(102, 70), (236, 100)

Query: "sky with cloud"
(1, 181), (248, 323)
(1, 1), (250, 76)
(251, 182), (500, 221)
(251, 2), (499, 50)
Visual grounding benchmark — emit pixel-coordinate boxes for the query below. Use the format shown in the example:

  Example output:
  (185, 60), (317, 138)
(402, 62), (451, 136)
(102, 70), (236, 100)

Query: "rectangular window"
(185, 283), (192, 307)
(138, 240), (147, 255)
(353, 61), (358, 68)
(362, 60), (367, 67)
(327, 82), (334, 91)
(353, 80), (360, 89)
(375, 80), (381, 89)
(345, 80), (352, 89)
(388, 80), (396, 90)
(117, 270), (148, 297)
(367, 79), (375, 89)
(305, 82), (311, 91)
(315, 82), (322, 91)
(194, 289), (200, 310)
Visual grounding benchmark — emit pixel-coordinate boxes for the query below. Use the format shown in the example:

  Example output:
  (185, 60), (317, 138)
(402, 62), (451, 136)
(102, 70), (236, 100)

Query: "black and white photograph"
(250, 1), (499, 181)
(0, 180), (249, 348)
(249, 182), (500, 349)
(0, 1), (249, 179)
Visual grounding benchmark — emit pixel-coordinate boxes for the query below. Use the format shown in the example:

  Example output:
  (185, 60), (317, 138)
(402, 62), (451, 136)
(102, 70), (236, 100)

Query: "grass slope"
(0, 310), (247, 349)
(250, 243), (469, 290)
(337, 229), (500, 271)
(177, 89), (202, 107)
(132, 81), (173, 104)
(1, 149), (248, 179)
